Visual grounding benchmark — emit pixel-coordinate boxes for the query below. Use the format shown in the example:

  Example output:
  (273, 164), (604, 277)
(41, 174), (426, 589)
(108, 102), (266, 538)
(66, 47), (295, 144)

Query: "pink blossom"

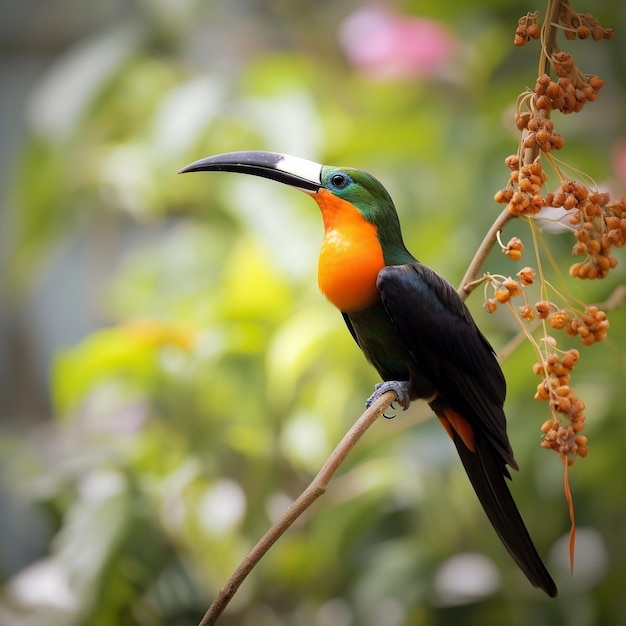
(339, 7), (457, 80)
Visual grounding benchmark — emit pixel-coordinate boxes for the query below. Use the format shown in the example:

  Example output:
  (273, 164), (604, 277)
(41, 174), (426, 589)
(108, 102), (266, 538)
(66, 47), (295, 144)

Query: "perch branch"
(198, 390), (396, 626)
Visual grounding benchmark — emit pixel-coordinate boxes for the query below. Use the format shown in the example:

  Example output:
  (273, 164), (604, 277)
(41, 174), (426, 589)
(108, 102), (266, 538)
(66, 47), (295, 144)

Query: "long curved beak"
(179, 151), (323, 193)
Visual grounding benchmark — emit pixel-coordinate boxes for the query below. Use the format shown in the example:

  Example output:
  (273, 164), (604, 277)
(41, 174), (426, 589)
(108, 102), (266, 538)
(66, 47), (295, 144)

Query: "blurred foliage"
(1, 1), (626, 625)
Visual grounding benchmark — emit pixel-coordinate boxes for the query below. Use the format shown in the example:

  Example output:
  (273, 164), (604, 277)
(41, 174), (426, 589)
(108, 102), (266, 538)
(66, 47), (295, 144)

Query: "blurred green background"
(1, 1), (626, 625)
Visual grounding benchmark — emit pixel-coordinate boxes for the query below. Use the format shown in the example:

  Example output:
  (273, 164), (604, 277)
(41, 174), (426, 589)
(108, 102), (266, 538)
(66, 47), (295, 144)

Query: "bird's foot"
(366, 381), (410, 419)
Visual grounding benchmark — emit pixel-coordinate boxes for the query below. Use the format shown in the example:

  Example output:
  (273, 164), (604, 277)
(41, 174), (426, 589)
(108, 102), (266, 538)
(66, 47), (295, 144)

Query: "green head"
(317, 165), (406, 252)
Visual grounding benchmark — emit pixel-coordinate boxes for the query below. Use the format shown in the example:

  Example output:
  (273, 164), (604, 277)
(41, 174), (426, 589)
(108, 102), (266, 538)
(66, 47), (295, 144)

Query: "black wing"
(376, 263), (557, 597)
(377, 263), (512, 466)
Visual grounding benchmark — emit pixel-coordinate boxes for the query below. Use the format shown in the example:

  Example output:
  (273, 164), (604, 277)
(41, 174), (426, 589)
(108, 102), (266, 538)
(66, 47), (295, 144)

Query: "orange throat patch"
(314, 188), (385, 313)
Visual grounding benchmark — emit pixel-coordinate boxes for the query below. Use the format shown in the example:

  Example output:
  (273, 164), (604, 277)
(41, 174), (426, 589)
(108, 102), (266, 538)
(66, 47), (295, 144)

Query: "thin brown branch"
(540, 0), (566, 74)
(457, 207), (516, 300)
(198, 390), (396, 626)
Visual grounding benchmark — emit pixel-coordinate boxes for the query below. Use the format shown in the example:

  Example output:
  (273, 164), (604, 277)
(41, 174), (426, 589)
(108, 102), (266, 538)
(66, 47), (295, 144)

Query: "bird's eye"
(331, 173), (349, 189)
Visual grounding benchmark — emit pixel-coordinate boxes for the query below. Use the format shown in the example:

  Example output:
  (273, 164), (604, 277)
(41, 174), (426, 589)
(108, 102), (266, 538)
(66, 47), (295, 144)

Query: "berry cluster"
(532, 70), (604, 116)
(534, 348), (588, 465)
(483, 272), (528, 313)
(498, 290), (611, 349)
(558, 2), (614, 41)
(536, 300), (609, 344)
(496, 7), (623, 282)
(481, 260), (602, 465)
(514, 2), (614, 48)
(570, 209), (626, 280)
(482, 264), (540, 314)
(563, 304), (610, 346)
(545, 181), (626, 280)
(514, 11), (541, 46)
(494, 156), (548, 216)
(482, 267), (608, 463)
(491, 4), (620, 469)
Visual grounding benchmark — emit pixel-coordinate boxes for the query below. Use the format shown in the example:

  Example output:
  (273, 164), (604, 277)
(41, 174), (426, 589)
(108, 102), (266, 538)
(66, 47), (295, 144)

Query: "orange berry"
(505, 154), (519, 169)
(484, 299), (498, 314)
(591, 27), (604, 41)
(553, 396), (571, 413)
(581, 334), (596, 346)
(535, 301), (552, 319)
(503, 278), (522, 297)
(494, 188), (512, 204)
(535, 94), (552, 110)
(555, 385), (571, 397)
(494, 288), (511, 304)
(535, 382), (550, 401)
(524, 133), (537, 149)
(550, 133), (565, 150)
(594, 329), (608, 342)
(553, 363), (569, 378)
(517, 266), (535, 285)
(514, 31), (528, 46)
(588, 75), (605, 90)
(549, 310), (571, 329)
(508, 237), (524, 251)
(536, 128), (551, 145)
(569, 262), (583, 278)
(515, 112), (531, 130)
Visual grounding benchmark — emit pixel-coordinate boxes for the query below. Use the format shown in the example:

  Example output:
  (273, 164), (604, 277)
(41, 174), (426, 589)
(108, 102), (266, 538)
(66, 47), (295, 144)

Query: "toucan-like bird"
(180, 151), (557, 597)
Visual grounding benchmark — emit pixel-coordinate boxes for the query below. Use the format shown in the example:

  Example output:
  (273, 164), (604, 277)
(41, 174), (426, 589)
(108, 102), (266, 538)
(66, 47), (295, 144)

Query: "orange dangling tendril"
(563, 455), (576, 573)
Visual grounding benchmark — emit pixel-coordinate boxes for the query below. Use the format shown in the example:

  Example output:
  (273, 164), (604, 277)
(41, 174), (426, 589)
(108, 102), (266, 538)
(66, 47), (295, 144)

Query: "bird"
(179, 150), (558, 597)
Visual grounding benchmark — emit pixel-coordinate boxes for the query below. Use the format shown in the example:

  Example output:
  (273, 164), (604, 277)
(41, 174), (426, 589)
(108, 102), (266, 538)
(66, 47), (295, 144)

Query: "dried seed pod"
(484, 298), (498, 314)
(503, 278), (523, 297)
(517, 266), (536, 286)
(535, 301), (553, 319)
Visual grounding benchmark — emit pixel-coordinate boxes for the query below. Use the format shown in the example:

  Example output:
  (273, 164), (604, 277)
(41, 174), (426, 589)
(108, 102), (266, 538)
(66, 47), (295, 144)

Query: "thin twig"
(198, 390), (396, 626)
(540, 0), (564, 74)
(457, 207), (516, 300)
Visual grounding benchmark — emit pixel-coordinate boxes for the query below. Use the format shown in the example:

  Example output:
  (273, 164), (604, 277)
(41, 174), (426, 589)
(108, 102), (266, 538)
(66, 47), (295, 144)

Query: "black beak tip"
(178, 157), (214, 175)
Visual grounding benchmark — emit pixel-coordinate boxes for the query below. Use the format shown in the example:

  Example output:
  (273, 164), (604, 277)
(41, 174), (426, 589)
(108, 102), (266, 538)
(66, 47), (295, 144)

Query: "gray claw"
(366, 381), (410, 416)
